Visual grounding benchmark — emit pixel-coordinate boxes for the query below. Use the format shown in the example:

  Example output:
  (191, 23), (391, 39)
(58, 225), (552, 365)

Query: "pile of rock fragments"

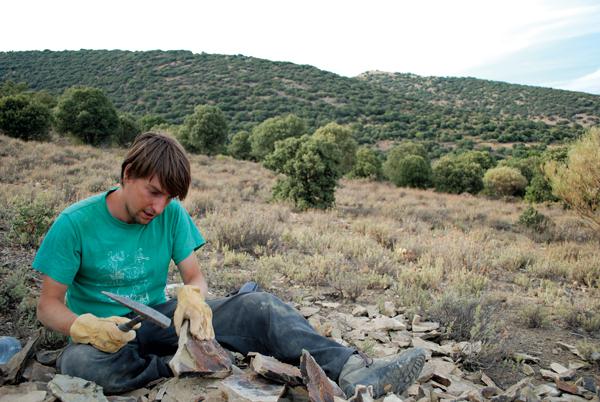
(0, 298), (598, 401)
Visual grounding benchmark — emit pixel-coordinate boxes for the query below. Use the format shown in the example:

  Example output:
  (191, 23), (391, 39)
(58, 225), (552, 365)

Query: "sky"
(2, 0), (600, 94)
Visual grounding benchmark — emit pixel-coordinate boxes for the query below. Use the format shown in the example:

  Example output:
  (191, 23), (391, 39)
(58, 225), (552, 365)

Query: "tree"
(458, 150), (495, 171)
(432, 155), (484, 194)
(544, 127), (600, 229)
(0, 95), (52, 141)
(178, 105), (228, 155)
(250, 114), (307, 160)
(228, 131), (252, 160)
(264, 135), (342, 210)
(139, 114), (167, 131)
(348, 147), (383, 179)
(55, 87), (119, 145)
(383, 143), (431, 188)
(116, 113), (141, 146)
(312, 122), (358, 175)
(483, 166), (528, 197)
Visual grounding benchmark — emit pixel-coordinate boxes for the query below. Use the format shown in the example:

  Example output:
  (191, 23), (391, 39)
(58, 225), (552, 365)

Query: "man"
(34, 132), (425, 398)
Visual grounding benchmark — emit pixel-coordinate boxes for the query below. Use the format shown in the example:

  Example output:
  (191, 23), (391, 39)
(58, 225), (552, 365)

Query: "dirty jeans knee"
(58, 342), (171, 394)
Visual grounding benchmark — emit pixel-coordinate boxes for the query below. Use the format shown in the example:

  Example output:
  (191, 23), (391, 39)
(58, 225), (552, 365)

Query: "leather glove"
(174, 285), (215, 340)
(70, 313), (137, 353)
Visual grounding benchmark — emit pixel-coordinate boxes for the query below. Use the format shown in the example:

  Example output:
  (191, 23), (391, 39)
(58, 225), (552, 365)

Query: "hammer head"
(102, 291), (171, 329)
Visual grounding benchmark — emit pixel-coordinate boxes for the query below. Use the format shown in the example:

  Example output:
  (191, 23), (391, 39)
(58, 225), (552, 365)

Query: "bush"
(384, 154), (431, 188)
(264, 135), (342, 210)
(483, 166), (528, 197)
(458, 150), (496, 170)
(55, 87), (119, 145)
(177, 105), (228, 155)
(139, 114), (167, 131)
(227, 131), (252, 160)
(544, 127), (600, 230)
(116, 113), (141, 146)
(312, 122), (357, 175)
(0, 95), (52, 141)
(9, 193), (59, 248)
(524, 173), (558, 203)
(250, 114), (307, 160)
(348, 147), (383, 180)
(432, 155), (484, 194)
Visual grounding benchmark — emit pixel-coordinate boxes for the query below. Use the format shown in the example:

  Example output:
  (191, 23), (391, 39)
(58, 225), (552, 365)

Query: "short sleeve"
(32, 213), (81, 285)
(171, 201), (206, 264)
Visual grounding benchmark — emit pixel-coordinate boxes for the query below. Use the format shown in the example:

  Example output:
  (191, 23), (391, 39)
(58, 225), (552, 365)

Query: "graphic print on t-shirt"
(100, 248), (152, 305)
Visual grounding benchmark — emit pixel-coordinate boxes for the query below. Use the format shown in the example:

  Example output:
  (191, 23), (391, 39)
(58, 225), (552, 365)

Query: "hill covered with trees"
(0, 50), (598, 147)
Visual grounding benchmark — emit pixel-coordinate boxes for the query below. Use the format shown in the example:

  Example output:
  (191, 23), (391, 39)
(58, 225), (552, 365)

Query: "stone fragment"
(220, 373), (285, 402)
(300, 306), (321, 318)
(48, 374), (109, 402)
(321, 302), (341, 309)
(249, 353), (302, 386)
(512, 352), (540, 363)
(550, 362), (569, 374)
(367, 331), (390, 343)
(590, 351), (600, 362)
(347, 316), (370, 330)
(446, 376), (480, 396)
(0, 382), (47, 402)
(371, 344), (399, 358)
(534, 384), (560, 397)
(26, 361), (56, 382)
(158, 376), (224, 402)
(346, 329), (366, 342)
(372, 317), (407, 331)
(502, 378), (530, 400)
(412, 314), (422, 325)
(389, 331), (412, 348)
(412, 322), (440, 333)
(347, 384), (374, 402)
(352, 306), (368, 317)
(411, 338), (447, 356)
(521, 363), (535, 376)
(169, 321), (232, 378)
(568, 360), (588, 370)
(35, 349), (62, 366)
(308, 314), (328, 336)
(540, 369), (560, 381)
(300, 349), (346, 401)
(383, 394), (404, 402)
(366, 305), (379, 318)
(382, 302), (397, 317)
(480, 386), (500, 398)
(581, 376), (597, 394)
(480, 372), (499, 389)
(107, 396), (137, 401)
(0, 330), (40, 385)
(555, 342), (585, 359)
(555, 379), (582, 396)
(418, 359), (459, 384)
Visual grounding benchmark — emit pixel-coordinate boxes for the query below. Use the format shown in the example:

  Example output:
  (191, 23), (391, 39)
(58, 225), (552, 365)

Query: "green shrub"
(384, 154), (431, 188)
(139, 114), (167, 131)
(432, 155), (484, 194)
(483, 166), (528, 197)
(177, 105), (228, 155)
(0, 94), (52, 141)
(518, 206), (550, 231)
(265, 135), (342, 210)
(524, 173), (558, 203)
(55, 87), (119, 145)
(250, 114), (307, 160)
(348, 147), (382, 179)
(115, 113), (141, 146)
(312, 122), (357, 175)
(9, 193), (59, 248)
(227, 131), (252, 160)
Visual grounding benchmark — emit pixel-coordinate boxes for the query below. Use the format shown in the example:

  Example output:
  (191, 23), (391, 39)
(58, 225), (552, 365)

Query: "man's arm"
(177, 253), (208, 297)
(37, 274), (77, 336)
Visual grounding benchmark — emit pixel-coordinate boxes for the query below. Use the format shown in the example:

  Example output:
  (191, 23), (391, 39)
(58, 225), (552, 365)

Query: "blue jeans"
(58, 292), (355, 394)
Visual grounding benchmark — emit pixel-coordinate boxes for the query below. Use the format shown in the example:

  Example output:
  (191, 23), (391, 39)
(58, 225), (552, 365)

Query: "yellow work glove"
(173, 285), (215, 340)
(70, 313), (137, 353)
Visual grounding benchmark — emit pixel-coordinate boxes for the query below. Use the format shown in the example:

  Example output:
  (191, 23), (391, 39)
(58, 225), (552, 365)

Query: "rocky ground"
(1, 291), (598, 402)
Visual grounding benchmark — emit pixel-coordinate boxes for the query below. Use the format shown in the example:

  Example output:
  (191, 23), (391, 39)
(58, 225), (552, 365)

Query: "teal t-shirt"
(32, 189), (205, 317)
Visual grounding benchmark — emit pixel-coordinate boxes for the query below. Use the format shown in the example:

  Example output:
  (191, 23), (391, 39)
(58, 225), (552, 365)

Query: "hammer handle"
(118, 315), (144, 332)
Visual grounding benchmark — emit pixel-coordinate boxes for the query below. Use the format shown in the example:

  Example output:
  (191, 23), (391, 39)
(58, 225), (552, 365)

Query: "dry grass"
(1, 133), (599, 364)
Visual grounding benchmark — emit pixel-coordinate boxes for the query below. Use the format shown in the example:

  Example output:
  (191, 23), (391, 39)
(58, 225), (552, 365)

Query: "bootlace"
(357, 350), (373, 367)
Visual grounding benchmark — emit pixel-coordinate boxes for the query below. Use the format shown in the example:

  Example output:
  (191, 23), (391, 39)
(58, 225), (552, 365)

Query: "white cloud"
(547, 68), (600, 94)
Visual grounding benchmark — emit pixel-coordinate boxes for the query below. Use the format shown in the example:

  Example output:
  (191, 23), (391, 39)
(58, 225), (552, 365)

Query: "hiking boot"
(338, 348), (426, 398)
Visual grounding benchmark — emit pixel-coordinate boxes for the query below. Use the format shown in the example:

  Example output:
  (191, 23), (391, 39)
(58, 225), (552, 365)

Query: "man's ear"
(122, 164), (132, 183)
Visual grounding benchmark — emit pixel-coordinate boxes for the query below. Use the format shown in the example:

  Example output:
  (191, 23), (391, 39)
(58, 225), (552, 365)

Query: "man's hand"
(174, 285), (215, 340)
(70, 313), (136, 353)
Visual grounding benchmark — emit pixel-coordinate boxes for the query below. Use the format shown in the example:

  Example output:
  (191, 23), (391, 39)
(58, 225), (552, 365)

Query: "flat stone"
(550, 362), (569, 374)
(383, 394), (404, 402)
(321, 302), (341, 309)
(555, 342), (585, 359)
(366, 305), (379, 318)
(522, 363), (535, 376)
(412, 314), (422, 325)
(346, 316), (370, 330)
(346, 329), (366, 341)
(534, 384), (560, 397)
(568, 360), (588, 370)
(555, 379), (582, 396)
(513, 352), (540, 363)
(250, 353), (302, 386)
(347, 384), (374, 401)
(382, 301), (397, 317)
(389, 331), (412, 348)
(29, 362), (55, 382)
(502, 378), (530, 400)
(372, 344), (399, 358)
(480, 372), (499, 389)
(158, 376), (224, 402)
(48, 374), (108, 402)
(299, 306), (320, 318)
(412, 322), (440, 333)
(367, 331), (390, 343)
(372, 317), (407, 331)
(540, 369), (560, 381)
(300, 350), (346, 401)
(581, 377), (598, 394)
(220, 373), (285, 402)
(481, 386), (500, 398)
(411, 337), (448, 356)
(0, 331), (40, 385)
(352, 306), (368, 317)
(0, 382), (47, 402)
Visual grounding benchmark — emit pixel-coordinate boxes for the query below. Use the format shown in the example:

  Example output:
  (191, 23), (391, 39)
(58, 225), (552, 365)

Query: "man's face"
(122, 173), (173, 224)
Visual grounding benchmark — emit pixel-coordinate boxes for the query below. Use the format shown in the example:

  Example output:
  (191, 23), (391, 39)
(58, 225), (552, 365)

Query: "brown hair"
(121, 132), (191, 200)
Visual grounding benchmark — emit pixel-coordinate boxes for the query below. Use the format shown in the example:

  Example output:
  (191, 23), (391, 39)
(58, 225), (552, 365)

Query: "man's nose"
(152, 196), (170, 215)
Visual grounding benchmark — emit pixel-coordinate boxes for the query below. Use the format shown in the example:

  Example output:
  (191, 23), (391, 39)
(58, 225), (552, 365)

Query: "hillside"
(1, 50), (597, 147)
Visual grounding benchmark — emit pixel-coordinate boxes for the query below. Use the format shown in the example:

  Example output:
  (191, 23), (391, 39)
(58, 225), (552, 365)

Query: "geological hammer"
(102, 291), (172, 332)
